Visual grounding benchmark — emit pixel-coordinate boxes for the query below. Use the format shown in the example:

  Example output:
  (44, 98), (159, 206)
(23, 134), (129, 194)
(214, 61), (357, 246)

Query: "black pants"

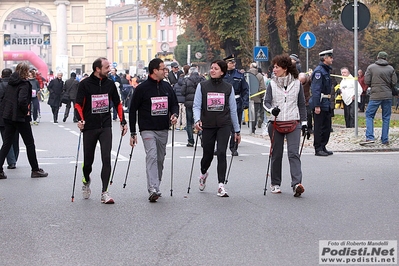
(306, 105), (313, 130)
(83, 127), (112, 192)
(313, 109), (332, 152)
(0, 119), (39, 172)
(64, 100), (77, 122)
(344, 101), (355, 128)
(201, 126), (230, 184)
(230, 107), (243, 151)
(51, 106), (59, 122)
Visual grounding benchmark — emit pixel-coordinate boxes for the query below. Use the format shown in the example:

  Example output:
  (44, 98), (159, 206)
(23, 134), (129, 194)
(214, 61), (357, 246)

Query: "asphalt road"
(0, 104), (398, 265)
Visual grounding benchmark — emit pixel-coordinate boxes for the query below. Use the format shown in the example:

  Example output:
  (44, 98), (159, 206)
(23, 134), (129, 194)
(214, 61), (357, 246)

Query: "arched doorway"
(0, 0), (107, 79)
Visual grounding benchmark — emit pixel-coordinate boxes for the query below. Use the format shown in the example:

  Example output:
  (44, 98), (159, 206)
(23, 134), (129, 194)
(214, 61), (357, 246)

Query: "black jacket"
(0, 72), (31, 123)
(47, 77), (64, 107)
(181, 72), (205, 108)
(64, 77), (79, 101)
(75, 73), (125, 131)
(129, 76), (179, 133)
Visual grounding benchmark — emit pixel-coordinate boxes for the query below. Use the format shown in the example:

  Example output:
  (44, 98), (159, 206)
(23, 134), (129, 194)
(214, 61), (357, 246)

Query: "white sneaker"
(82, 182), (91, 199)
(270, 185), (281, 194)
(199, 172), (208, 191)
(101, 191), (114, 204)
(293, 184), (305, 197)
(217, 183), (229, 197)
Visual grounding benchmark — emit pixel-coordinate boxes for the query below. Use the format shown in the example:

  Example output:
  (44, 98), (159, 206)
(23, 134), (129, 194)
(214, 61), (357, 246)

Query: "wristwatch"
(235, 131), (240, 136)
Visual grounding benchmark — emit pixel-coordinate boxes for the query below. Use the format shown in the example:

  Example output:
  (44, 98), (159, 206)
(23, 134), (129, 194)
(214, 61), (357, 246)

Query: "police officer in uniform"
(223, 54), (249, 156)
(310, 49), (334, 156)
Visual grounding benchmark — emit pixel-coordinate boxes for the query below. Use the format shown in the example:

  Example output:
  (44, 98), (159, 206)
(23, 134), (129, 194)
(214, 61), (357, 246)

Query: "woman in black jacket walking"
(0, 62), (48, 179)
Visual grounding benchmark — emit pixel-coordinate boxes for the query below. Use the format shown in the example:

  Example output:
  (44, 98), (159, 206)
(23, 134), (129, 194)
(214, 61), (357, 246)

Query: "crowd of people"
(0, 48), (396, 203)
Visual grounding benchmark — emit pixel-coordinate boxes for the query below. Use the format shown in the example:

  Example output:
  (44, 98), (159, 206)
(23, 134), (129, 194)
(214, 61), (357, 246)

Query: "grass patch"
(332, 114), (399, 127)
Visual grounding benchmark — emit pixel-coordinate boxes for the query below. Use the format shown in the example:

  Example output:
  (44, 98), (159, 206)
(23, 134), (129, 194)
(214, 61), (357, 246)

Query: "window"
(71, 6), (84, 23)
(160, 15), (165, 26)
(72, 45), (84, 57)
(168, 30), (173, 42)
(160, 30), (166, 42)
(129, 26), (133, 40)
(168, 16), (173, 25)
(118, 27), (123, 41)
(13, 25), (16, 29)
(147, 49), (152, 63)
(147, 25), (151, 39)
(119, 50), (123, 64)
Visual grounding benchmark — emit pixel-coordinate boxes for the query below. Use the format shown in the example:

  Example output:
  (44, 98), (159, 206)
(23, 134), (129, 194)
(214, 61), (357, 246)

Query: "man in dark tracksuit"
(75, 57), (128, 204)
(223, 54), (249, 156)
(310, 49), (334, 156)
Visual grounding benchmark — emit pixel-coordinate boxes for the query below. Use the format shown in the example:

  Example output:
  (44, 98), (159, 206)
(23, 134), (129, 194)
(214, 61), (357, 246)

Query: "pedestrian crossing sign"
(253, 46), (268, 61)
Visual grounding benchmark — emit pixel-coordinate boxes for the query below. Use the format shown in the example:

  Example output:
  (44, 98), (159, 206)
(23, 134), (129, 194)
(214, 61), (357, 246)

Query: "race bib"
(151, 96), (168, 116)
(91, 94), (109, 114)
(32, 90), (37, 98)
(207, 92), (225, 111)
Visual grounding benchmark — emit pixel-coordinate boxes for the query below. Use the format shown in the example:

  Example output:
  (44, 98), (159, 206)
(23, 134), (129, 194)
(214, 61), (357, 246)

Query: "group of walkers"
(0, 48), (395, 204)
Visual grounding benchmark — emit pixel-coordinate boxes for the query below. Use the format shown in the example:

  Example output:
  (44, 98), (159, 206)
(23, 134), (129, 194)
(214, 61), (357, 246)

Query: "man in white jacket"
(340, 67), (362, 128)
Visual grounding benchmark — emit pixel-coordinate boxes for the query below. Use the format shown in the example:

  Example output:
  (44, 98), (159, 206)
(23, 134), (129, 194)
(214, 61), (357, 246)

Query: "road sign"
(112, 62), (117, 68)
(299, 32), (316, 49)
(341, 2), (370, 31)
(253, 46), (268, 61)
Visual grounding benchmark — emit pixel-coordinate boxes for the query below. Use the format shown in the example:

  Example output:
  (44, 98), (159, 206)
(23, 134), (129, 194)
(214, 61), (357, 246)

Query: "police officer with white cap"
(309, 49), (334, 156)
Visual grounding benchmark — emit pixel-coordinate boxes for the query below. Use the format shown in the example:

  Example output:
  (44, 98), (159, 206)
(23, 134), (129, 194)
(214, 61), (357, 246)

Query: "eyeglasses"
(228, 61), (236, 64)
(158, 68), (168, 71)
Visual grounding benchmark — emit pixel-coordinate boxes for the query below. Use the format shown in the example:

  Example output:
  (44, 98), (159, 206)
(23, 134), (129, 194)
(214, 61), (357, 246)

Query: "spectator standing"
(0, 62), (48, 179)
(0, 68), (19, 170)
(62, 72), (79, 122)
(358, 69), (368, 112)
(290, 54), (302, 73)
(168, 62), (183, 87)
(47, 72), (64, 123)
(108, 68), (122, 121)
(75, 57), (128, 204)
(173, 65), (189, 131)
(223, 54), (249, 156)
(340, 67), (362, 128)
(298, 72), (313, 134)
(28, 70), (40, 125)
(129, 58), (179, 203)
(309, 49), (334, 156)
(181, 66), (205, 146)
(248, 62), (267, 133)
(360, 51), (397, 145)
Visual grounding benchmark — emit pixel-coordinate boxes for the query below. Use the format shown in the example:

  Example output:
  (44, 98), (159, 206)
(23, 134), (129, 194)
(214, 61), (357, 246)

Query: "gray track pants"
(141, 130), (168, 193)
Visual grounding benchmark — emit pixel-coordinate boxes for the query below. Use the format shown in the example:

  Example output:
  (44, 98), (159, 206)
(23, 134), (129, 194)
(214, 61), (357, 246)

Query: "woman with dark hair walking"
(193, 60), (241, 197)
(263, 54), (307, 197)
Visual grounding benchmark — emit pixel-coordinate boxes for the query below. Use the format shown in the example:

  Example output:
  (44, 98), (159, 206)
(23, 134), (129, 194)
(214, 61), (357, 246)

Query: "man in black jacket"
(129, 58), (179, 202)
(62, 72), (79, 122)
(75, 57), (128, 204)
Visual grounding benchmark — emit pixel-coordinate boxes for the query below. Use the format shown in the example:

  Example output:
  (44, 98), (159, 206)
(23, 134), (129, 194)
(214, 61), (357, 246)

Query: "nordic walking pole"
(264, 117), (276, 195)
(299, 130), (307, 157)
(187, 132), (200, 193)
(110, 131), (123, 185)
(170, 124), (175, 196)
(225, 142), (238, 185)
(123, 146), (134, 188)
(71, 131), (82, 202)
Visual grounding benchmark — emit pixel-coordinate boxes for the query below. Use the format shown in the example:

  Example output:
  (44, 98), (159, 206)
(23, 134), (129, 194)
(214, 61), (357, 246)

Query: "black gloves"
(301, 125), (308, 137)
(271, 106), (280, 117)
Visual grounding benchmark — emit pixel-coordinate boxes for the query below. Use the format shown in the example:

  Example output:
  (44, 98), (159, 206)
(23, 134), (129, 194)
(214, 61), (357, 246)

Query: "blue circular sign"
(112, 62), (117, 68)
(299, 32), (316, 49)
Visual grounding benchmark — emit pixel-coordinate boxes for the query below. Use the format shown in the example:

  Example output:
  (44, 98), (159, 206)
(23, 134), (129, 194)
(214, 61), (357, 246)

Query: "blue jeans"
(365, 99), (392, 143)
(185, 107), (194, 144)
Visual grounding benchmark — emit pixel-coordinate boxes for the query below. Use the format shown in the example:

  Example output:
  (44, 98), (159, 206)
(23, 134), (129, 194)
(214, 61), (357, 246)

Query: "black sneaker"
(31, 168), (48, 178)
(63, 117), (67, 122)
(148, 191), (159, 202)
(186, 142), (194, 147)
(231, 150), (239, 156)
(7, 164), (16, 169)
(0, 171), (7, 179)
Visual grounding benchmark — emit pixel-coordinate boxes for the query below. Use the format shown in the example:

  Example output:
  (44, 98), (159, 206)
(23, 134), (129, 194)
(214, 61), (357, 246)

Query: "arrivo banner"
(4, 34), (51, 46)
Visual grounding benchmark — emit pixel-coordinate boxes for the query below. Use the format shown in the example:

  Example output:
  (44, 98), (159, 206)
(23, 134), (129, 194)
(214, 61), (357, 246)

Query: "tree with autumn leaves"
(141, 0), (399, 73)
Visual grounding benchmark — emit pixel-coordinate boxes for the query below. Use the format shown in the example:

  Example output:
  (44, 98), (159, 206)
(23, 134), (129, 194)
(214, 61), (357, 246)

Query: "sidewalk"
(334, 107), (399, 120)
(245, 109), (399, 153)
